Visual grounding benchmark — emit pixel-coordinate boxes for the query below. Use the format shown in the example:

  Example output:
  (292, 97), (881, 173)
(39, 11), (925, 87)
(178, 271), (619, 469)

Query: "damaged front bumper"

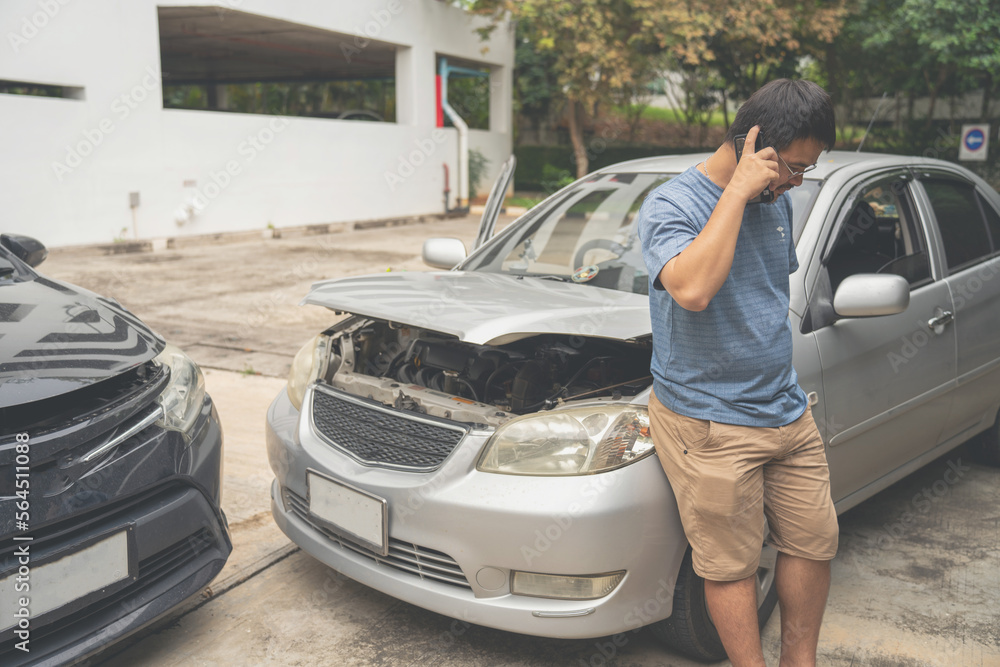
(266, 384), (688, 639)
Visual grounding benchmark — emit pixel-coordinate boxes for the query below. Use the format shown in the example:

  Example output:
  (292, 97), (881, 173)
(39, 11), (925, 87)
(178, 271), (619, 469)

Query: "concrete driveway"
(40, 217), (999, 666)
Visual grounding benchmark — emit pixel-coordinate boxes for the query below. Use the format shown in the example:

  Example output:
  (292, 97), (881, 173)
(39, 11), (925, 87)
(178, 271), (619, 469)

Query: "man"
(637, 79), (840, 666)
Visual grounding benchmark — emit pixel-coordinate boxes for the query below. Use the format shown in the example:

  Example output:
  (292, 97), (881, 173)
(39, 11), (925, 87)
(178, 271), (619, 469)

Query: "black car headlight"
(154, 343), (207, 434)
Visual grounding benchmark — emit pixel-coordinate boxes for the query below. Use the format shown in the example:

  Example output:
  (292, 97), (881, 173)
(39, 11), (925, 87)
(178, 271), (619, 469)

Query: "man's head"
(725, 79), (835, 197)
(724, 79), (836, 152)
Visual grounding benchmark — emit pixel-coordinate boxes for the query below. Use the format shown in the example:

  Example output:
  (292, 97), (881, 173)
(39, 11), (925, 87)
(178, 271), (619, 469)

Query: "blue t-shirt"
(637, 166), (807, 427)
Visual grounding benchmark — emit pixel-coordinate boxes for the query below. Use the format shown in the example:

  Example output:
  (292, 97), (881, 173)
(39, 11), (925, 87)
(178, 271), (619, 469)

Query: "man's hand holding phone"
(731, 125), (779, 204)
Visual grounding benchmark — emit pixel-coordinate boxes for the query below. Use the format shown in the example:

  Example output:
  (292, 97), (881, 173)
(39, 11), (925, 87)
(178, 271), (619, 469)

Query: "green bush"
(514, 145), (705, 192)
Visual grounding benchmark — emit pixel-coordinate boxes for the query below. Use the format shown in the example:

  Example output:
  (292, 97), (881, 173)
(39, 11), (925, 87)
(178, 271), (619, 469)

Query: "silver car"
(266, 152), (1000, 661)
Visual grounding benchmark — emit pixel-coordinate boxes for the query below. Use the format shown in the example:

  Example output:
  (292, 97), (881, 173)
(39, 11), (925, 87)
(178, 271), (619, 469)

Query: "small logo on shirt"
(776, 225), (785, 238)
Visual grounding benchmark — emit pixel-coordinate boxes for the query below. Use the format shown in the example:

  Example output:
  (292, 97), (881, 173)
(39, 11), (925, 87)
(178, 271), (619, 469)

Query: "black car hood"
(0, 275), (164, 408)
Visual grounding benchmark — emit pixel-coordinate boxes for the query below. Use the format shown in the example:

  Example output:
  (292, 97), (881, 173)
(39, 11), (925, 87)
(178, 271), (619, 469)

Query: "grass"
(615, 105), (875, 150)
(613, 105), (730, 127)
(505, 195), (546, 209)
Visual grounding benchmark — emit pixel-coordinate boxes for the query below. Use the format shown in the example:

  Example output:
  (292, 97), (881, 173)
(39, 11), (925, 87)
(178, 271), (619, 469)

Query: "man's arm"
(661, 125), (779, 312)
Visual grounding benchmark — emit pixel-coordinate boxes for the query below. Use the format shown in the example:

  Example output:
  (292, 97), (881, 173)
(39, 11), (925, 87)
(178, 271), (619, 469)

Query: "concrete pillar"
(489, 63), (511, 136)
(215, 83), (229, 110)
(395, 45), (416, 125)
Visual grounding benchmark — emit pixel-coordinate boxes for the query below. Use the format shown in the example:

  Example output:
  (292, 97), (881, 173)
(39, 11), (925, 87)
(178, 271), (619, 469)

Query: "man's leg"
(775, 553), (830, 666)
(704, 575), (766, 667)
(762, 409), (839, 666)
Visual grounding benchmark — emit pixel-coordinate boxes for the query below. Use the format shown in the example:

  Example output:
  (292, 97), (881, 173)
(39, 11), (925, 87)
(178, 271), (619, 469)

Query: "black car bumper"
(0, 397), (231, 667)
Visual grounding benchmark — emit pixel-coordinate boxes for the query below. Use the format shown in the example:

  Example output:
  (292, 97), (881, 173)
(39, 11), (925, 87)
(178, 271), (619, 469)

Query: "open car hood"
(302, 271), (652, 345)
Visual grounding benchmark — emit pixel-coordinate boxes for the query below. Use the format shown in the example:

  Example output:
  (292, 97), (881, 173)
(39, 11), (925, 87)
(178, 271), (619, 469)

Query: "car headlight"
(155, 343), (206, 434)
(287, 334), (331, 411)
(477, 404), (654, 476)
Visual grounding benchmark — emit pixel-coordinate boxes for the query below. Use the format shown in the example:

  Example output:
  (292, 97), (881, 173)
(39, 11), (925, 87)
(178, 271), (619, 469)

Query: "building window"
(158, 7), (395, 122)
(438, 56), (490, 130)
(0, 80), (84, 100)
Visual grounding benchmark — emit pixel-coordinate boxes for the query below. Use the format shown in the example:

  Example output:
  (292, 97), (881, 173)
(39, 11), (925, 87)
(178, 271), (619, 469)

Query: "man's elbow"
(660, 262), (713, 311)
(668, 287), (711, 312)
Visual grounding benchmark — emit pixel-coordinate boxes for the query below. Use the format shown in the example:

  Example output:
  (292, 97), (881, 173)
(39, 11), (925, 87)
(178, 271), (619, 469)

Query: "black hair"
(724, 79), (836, 152)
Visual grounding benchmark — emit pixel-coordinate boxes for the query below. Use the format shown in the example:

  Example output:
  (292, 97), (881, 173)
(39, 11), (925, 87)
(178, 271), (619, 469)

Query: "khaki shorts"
(649, 390), (839, 581)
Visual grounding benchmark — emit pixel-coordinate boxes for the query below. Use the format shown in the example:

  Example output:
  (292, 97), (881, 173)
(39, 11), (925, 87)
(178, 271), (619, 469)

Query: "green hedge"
(514, 145), (707, 193)
(514, 137), (1000, 192)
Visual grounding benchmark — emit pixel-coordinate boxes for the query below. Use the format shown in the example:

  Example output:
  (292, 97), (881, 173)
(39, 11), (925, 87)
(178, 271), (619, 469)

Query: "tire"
(970, 409), (1000, 466)
(649, 541), (779, 662)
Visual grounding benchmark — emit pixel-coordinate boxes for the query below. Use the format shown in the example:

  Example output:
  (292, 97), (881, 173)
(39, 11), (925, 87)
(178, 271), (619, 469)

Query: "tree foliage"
(473, 0), (999, 181)
(475, 0), (850, 173)
(476, 0), (665, 175)
(647, 0), (848, 100)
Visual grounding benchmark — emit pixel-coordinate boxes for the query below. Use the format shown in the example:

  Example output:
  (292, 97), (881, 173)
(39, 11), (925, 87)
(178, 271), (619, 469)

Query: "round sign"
(964, 128), (986, 152)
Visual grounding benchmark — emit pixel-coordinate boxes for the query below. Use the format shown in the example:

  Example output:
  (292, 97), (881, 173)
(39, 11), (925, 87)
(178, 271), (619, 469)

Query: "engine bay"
(319, 316), (653, 427)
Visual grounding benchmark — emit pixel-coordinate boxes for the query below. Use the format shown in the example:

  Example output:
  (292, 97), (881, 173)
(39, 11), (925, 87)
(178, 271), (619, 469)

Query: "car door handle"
(928, 310), (953, 331)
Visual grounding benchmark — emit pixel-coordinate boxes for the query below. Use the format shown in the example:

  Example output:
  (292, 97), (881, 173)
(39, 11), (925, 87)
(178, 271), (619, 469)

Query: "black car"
(0, 234), (231, 665)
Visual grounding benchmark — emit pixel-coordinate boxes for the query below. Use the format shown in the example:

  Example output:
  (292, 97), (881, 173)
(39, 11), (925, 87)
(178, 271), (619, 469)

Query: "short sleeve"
(638, 192), (702, 291)
(784, 196), (798, 274)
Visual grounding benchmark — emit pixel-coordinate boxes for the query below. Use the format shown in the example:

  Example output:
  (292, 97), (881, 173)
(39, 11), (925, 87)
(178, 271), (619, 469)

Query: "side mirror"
(833, 274), (909, 318)
(1, 234), (48, 267)
(422, 238), (467, 270)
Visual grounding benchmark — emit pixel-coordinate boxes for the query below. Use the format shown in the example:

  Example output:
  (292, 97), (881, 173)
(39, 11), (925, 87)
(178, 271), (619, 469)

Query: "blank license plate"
(0, 529), (131, 633)
(308, 472), (387, 555)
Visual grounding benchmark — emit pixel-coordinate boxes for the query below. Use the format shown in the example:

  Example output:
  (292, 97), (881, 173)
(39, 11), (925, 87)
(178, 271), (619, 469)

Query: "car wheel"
(649, 540), (779, 662)
(971, 409), (1000, 466)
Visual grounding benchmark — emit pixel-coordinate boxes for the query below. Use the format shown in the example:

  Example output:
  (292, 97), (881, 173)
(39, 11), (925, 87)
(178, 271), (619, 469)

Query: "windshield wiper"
(516, 273), (570, 282)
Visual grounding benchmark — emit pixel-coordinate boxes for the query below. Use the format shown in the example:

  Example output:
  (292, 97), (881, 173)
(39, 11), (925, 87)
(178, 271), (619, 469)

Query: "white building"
(0, 0), (514, 246)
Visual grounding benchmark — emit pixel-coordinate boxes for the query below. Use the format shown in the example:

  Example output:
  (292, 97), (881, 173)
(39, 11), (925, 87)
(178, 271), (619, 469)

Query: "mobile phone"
(734, 132), (774, 203)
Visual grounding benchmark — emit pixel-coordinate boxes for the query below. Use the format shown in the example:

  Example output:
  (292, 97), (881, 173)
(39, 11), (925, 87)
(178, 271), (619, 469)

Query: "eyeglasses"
(776, 152), (817, 180)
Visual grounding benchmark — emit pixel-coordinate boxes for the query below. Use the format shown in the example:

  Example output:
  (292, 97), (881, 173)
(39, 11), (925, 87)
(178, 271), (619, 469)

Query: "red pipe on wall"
(435, 75), (444, 128)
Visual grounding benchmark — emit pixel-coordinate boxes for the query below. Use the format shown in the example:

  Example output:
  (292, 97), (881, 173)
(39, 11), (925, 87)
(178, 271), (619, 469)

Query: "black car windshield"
(463, 172), (820, 295)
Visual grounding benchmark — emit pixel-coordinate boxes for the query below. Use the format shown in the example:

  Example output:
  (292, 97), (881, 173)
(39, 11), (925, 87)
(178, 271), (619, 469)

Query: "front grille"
(285, 488), (471, 589)
(138, 527), (214, 584)
(0, 489), (225, 665)
(310, 385), (468, 471)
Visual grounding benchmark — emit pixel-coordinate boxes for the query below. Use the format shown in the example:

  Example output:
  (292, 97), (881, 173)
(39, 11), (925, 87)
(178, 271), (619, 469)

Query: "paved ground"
(38, 217), (1000, 666)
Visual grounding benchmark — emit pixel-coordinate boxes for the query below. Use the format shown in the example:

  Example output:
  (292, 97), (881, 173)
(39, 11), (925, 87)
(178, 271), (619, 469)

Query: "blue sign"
(965, 128), (986, 151)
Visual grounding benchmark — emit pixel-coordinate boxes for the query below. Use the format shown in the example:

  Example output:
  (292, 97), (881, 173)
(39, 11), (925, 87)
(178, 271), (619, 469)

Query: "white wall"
(0, 0), (514, 246)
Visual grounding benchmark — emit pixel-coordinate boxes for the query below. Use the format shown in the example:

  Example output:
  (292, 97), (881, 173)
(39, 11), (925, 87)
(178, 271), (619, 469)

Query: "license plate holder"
(307, 470), (388, 556)
(0, 525), (136, 635)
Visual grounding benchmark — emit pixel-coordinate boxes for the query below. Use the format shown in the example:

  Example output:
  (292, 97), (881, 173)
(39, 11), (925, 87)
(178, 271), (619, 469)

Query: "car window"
(788, 181), (821, 244)
(825, 177), (930, 292)
(468, 171), (820, 295)
(464, 173), (672, 295)
(977, 192), (1000, 254)
(922, 178), (993, 272)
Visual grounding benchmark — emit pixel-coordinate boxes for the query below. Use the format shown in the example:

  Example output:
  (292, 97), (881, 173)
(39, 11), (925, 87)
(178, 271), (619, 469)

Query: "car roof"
(600, 150), (934, 181)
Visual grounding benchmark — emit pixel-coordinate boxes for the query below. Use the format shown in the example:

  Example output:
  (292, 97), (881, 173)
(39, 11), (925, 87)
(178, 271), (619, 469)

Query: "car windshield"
(463, 172), (820, 295)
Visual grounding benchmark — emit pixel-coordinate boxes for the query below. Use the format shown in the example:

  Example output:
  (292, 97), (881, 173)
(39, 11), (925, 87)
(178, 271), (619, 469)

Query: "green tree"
(867, 0), (1000, 125)
(475, 0), (849, 167)
(826, 0), (1000, 152)
(694, 0), (848, 104)
(476, 0), (664, 176)
(511, 17), (562, 144)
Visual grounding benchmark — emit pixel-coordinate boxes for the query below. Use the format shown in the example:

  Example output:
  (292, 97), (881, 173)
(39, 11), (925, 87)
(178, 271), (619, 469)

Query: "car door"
(913, 172), (1000, 445)
(472, 155), (516, 250)
(802, 171), (957, 505)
